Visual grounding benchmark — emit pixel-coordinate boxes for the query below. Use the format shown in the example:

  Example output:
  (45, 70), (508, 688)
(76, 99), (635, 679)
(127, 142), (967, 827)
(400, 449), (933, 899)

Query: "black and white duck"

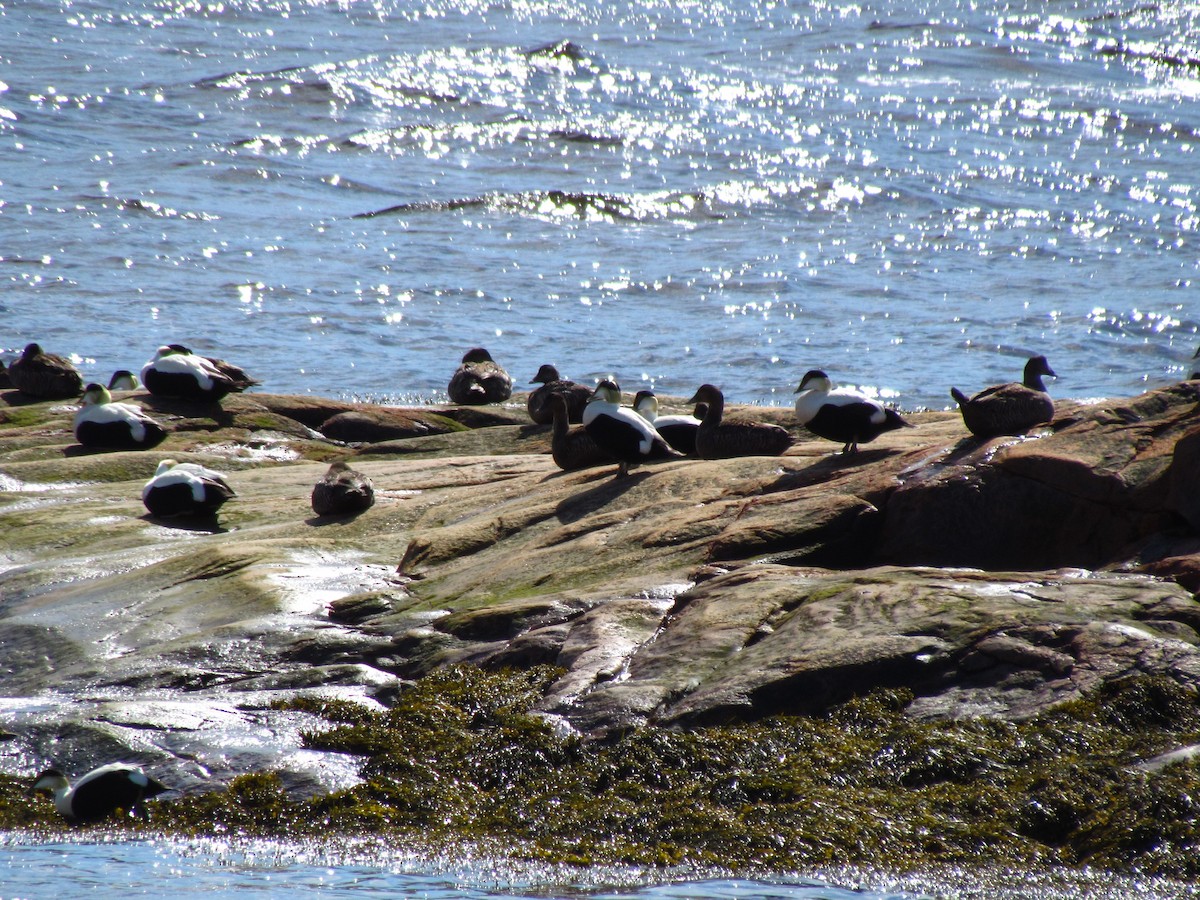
(794, 370), (910, 453)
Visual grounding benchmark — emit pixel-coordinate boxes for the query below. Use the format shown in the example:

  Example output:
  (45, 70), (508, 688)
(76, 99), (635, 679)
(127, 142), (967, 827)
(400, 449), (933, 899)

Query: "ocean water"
(2, 0), (1198, 410)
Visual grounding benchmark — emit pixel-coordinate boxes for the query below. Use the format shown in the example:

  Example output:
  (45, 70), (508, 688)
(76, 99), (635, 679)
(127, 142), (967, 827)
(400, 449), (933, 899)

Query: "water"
(2, 1), (1197, 410)
(0, 835), (930, 900)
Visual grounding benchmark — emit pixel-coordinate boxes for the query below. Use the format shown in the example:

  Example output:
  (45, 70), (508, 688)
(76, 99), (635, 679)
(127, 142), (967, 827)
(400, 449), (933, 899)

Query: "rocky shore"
(2, 380), (1199, 880)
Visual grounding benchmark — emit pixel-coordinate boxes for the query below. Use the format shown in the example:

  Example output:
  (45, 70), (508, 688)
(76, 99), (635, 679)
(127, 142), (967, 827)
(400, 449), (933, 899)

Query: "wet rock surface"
(1, 382), (1199, 794)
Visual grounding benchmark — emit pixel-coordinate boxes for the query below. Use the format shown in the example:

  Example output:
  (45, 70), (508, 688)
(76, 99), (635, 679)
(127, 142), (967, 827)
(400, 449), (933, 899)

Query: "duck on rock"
(686, 384), (793, 459)
(633, 390), (703, 456)
(794, 370), (911, 454)
(547, 391), (614, 471)
(311, 461), (375, 516)
(527, 363), (592, 424)
(142, 458), (235, 518)
(583, 379), (682, 476)
(950, 355), (1056, 439)
(8, 343), (84, 399)
(140, 344), (259, 402)
(33, 763), (168, 824)
(447, 348), (512, 405)
(74, 383), (168, 450)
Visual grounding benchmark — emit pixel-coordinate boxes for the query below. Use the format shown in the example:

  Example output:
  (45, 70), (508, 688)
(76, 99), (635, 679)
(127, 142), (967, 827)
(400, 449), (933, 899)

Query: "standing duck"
(583, 379), (681, 476)
(33, 763), (168, 824)
(140, 344), (258, 402)
(633, 390), (702, 456)
(527, 363), (592, 424)
(142, 458), (235, 518)
(547, 392), (614, 471)
(950, 355), (1056, 439)
(7, 343), (84, 399)
(74, 383), (168, 450)
(311, 461), (375, 516)
(686, 384), (793, 459)
(794, 370), (910, 454)
(447, 347), (512, 405)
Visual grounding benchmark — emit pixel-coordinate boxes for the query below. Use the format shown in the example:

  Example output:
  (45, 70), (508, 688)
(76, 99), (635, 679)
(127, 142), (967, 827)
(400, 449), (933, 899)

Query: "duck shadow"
(140, 513), (228, 534)
(306, 509), (371, 527)
(555, 469), (651, 524)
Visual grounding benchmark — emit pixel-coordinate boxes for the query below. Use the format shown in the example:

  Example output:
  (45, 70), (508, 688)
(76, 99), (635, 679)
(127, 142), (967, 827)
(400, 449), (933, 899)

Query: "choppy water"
(3, 0), (1198, 409)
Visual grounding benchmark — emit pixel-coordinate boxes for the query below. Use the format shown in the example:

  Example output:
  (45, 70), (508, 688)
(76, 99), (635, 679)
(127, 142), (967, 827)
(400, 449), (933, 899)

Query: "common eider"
(311, 461), (375, 516)
(107, 370), (141, 392)
(1191, 345), (1198, 380)
(794, 370), (911, 454)
(8, 343), (84, 399)
(547, 392), (614, 471)
(33, 763), (168, 824)
(142, 458), (235, 518)
(633, 390), (702, 456)
(527, 363), (591, 424)
(0, 360), (11, 389)
(950, 355), (1056, 439)
(447, 348), (513, 405)
(74, 383), (168, 450)
(685, 384), (793, 459)
(582, 379), (682, 476)
(140, 345), (259, 402)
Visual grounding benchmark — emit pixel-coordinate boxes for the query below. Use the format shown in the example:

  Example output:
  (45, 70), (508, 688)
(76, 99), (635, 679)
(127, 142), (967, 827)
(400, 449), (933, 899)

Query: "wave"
(353, 188), (724, 223)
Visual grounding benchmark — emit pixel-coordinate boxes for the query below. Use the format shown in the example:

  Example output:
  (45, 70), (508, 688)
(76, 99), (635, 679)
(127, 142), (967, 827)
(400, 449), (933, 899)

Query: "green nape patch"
(3, 670), (1200, 879)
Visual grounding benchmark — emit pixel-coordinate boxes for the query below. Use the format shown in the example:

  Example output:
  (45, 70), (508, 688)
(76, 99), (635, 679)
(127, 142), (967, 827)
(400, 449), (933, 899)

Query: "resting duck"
(311, 461), (375, 516)
(140, 344), (259, 402)
(74, 383), (168, 450)
(686, 384), (793, 459)
(33, 763), (168, 824)
(794, 370), (910, 453)
(527, 363), (592, 424)
(107, 370), (141, 391)
(583, 379), (681, 476)
(7, 343), (84, 399)
(633, 390), (702, 456)
(447, 348), (512, 405)
(547, 392), (614, 471)
(142, 458), (235, 518)
(950, 355), (1056, 439)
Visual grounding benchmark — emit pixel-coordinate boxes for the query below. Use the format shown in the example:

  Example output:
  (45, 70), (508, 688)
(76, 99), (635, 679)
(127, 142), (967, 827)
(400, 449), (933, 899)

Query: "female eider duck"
(950, 355), (1056, 439)
(74, 383), (168, 450)
(685, 384), (793, 459)
(447, 348), (513, 405)
(527, 363), (592, 424)
(633, 390), (702, 456)
(140, 344), (259, 402)
(142, 458), (235, 518)
(312, 461), (375, 516)
(8, 343), (84, 399)
(583, 379), (681, 476)
(794, 370), (911, 454)
(547, 392), (614, 471)
(33, 762), (168, 824)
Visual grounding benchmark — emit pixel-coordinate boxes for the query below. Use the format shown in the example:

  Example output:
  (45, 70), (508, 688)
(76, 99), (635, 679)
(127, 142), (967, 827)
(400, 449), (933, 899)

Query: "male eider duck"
(33, 763), (168, 824)
(685, 384), (793, 459)
(527, 363), (592, 424)
(107, 369), (141, 392)
(142, 458), (235, 518)
(140, 344), (259, 402)
(311, 461), (375, 516)
(74, 383), (168, 450)
(794, 370), (911, 454)
(547, 392), (614, 471)
(447, 348), (513, 405)
(633, 390), (702, 456)
(8, 343), (84, 399)
(583, 379), (681, 476)
(950, 355), (1056, 439)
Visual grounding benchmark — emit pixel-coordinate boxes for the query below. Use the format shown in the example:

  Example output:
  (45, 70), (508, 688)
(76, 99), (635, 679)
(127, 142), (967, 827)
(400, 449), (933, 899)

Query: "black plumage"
(74, 383), (168, 450)
(140, 345), (259, 403)
(582, 379), (682, 476)
(547, 392), (614, 471)
(33, 763), (168, 824)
